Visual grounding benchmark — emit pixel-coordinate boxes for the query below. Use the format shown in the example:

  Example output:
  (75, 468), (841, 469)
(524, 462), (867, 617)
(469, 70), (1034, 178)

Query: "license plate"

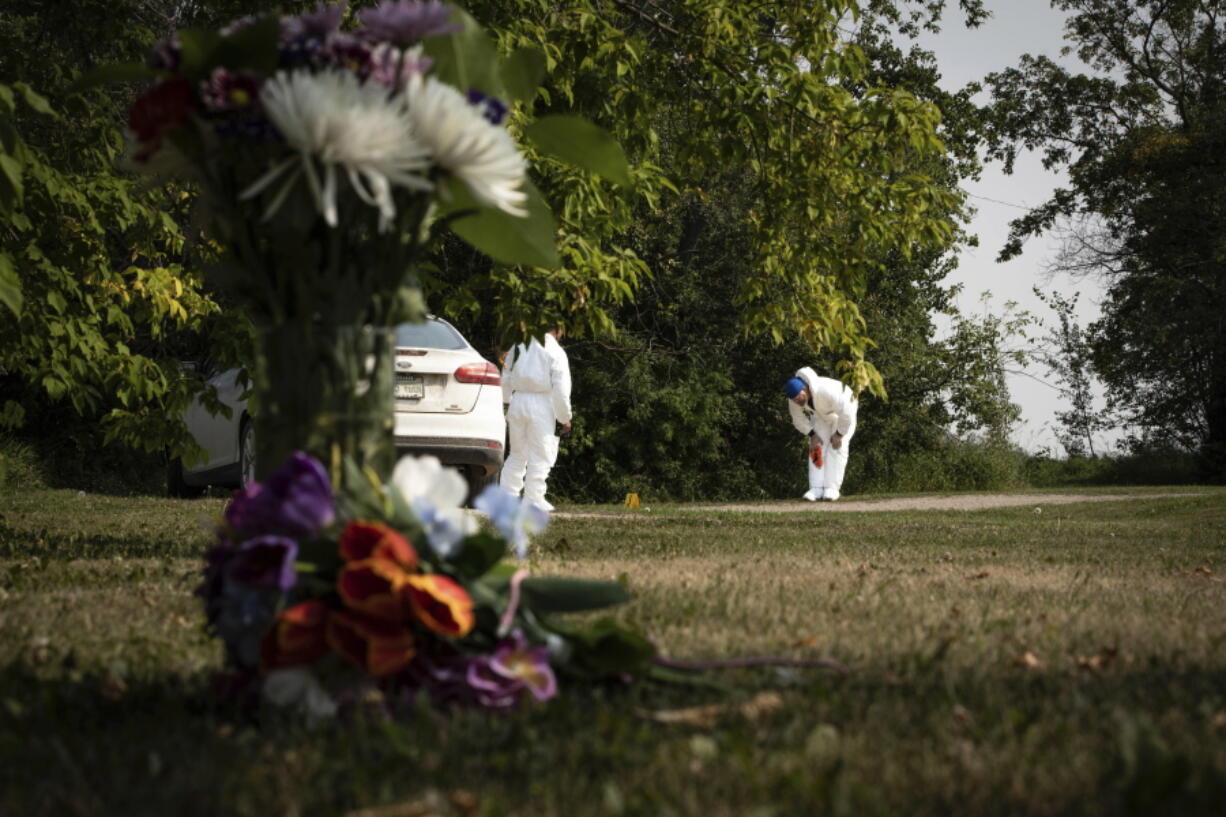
(395, 376), (424, 400)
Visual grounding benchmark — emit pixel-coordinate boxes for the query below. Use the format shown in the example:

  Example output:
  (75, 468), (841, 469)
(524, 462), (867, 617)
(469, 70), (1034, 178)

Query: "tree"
(428, 0), (965, 397)
(983, 0), (1226, 474)
(1032, 288), (1111, 457)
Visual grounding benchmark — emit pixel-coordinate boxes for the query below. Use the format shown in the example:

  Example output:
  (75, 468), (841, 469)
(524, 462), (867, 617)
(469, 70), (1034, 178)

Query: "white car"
(167, 317), (506, 501)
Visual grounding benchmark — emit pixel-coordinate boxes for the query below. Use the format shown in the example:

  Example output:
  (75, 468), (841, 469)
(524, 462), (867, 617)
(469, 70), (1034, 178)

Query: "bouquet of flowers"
(98, 1), (628, 485)
(89, 2), (653, 717)
(201, 450), (654, 717)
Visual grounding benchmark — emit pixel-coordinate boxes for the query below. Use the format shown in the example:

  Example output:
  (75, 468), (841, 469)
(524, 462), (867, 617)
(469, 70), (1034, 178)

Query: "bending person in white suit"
(499, 327), (572, 511)
(785, 367), (858, 502)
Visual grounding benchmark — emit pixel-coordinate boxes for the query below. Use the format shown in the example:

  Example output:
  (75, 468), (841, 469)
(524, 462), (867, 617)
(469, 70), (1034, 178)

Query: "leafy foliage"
(983, 0), (1226, 475)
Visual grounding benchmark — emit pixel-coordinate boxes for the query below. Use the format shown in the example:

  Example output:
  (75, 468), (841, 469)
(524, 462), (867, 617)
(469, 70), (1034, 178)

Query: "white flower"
(391, 455), (477, 557)
(242, 69), (433, 231)
(263, 667), (337, 722)
(405, 74), (528, 216)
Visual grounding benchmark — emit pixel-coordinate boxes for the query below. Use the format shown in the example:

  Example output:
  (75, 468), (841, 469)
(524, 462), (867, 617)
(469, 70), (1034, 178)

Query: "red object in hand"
(810, 444), (823, 468)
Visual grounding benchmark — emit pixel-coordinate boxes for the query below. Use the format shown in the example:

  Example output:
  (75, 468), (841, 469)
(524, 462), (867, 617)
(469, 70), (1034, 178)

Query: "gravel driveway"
(552, 491), (1204, 519)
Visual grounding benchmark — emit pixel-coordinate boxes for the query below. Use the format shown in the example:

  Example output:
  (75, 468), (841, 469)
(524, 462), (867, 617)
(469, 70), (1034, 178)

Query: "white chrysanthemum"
(242, 69), (432, 231)
(405, 74), (528, 217)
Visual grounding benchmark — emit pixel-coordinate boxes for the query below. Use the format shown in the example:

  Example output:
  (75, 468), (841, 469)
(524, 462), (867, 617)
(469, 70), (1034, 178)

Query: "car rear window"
(394, 319), (468, 350)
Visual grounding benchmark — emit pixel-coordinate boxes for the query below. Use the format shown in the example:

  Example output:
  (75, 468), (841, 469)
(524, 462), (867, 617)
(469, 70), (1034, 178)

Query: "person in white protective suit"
(499, 328), (572, 511)
(785, 367), (858, 501)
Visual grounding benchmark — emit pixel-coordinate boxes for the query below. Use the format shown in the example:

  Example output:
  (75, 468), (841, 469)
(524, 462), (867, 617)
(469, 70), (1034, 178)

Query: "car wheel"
(465, 466), (498, 506)
(239, 418), (256, 487)
(166, 456), (204, 499)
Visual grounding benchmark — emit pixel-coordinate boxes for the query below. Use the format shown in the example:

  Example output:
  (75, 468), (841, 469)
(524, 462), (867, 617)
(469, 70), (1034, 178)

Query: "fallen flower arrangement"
(200, 451), (658, 718)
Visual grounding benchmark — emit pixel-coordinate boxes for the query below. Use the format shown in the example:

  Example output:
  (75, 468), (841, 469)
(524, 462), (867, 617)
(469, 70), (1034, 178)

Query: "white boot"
(802, 489), (822, 502)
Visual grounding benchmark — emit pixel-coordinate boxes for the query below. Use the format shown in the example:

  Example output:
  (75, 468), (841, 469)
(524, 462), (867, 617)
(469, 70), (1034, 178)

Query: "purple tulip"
(225, 452), (335, 540)
(357, 0), (461, 45)
(227, 535), (299, 591)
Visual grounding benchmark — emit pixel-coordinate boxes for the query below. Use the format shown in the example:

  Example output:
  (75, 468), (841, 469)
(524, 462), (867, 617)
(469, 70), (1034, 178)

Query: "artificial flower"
(261, 599), (330, 668)
(474, 484), (548, 558)
(243, 68), (432, 230)
(338, 557), (411, 620)
(357, 0), (460, 44)
(128, 76), (196, 161)
(390, 455), (477, 557)
(488, 628), (556, 701)
(225, 451), (334, 540)
(339, 520), (418, 568)
(227, 535), (299, 591)
(263, 667), (338, 721)
(327, 610), (416, 676)
(404, 573), (474, 637)
(404, 73), (528, 216)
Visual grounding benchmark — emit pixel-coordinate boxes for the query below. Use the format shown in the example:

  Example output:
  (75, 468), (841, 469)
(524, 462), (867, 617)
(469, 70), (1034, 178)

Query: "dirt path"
(552, 491), (1206, 519)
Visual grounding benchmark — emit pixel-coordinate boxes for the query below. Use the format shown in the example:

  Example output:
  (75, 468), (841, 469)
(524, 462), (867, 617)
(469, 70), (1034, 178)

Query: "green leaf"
(448, 531), (507, 580)
(12, 82), (54, 116)
(501, 46), (547, 105)
(69, 63), (161, 94)
(0, 153), (23, 212)
(0, 252), (20, 317)
(421, 8), (504, 98)
(443, 177), (559, 268)
(524, 115), (632, 188)
(212, 17), (281, 75)
(520, 576), (631, 613)
(0, 115), (19, 155)
(178, 29), (223, 79)
(558, 617), (655, 676)
(0, 85), (14, 112)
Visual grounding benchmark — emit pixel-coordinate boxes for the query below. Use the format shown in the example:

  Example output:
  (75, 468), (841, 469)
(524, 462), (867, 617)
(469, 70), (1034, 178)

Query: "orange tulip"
(404, 574), (475, 638)
(337, 557), (411, 621)
(261, 599), (330, 670)
(326, 610), (415, 677)
(339, 520), (417, 569)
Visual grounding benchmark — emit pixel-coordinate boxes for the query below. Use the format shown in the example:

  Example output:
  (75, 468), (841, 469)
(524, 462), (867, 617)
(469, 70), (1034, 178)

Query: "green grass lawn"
(1, 488), (1224, 816)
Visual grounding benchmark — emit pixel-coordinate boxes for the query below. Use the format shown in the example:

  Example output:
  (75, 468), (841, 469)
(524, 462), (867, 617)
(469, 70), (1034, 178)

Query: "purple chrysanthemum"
(225, 451), (334, 540)
(357, 0), (461, 45)
(282, 2), (347, 40)
(369, 44), (433, 89)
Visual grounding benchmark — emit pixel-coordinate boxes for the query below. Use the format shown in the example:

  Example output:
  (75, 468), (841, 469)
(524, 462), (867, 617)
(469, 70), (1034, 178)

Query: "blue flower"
(473, 485), (548, 559)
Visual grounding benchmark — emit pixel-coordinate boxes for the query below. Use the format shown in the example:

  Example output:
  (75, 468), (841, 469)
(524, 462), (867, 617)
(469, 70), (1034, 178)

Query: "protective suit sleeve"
(549, 342), (572, 425)
(789, 398), (812, 436)
(500, 345), (517, 405)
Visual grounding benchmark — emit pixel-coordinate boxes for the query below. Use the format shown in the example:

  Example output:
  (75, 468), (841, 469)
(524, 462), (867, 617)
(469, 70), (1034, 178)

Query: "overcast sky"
(910, 1), (1120, 453)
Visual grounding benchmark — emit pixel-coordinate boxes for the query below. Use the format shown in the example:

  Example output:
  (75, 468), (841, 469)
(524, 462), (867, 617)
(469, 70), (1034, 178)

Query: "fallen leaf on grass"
(1194, 565), (1213, 576)
(1012, 651), (1045, 672)
(636, 691), (785, 728)
(967, 571), (989, 580)
(1076, 646), (1119, 672)
(791, 637), (819, 648)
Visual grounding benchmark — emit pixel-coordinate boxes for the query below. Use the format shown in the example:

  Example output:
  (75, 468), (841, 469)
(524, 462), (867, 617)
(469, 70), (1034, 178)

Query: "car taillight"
(454, 362), (501, 385)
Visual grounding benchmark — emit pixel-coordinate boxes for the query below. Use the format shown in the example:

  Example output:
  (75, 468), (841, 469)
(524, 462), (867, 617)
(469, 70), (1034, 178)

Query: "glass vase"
(252, 320), (396, 489)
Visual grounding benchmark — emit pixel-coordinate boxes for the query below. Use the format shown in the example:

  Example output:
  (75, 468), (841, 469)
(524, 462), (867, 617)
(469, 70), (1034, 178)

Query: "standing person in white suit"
(499, 327), (572, 511)
(785, 367), (858, 501)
